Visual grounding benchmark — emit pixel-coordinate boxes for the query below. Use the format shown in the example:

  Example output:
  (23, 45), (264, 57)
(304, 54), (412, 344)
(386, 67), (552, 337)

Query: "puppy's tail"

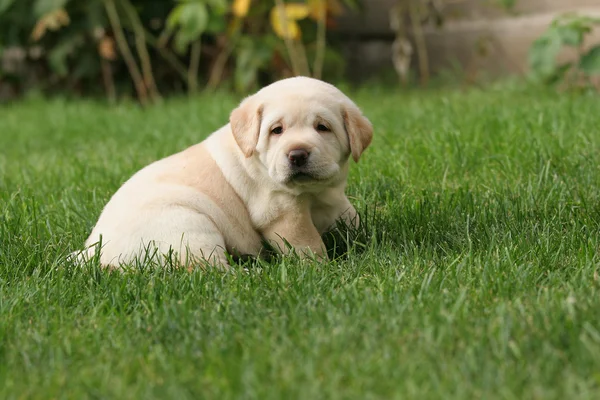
(66, 241), (102, 267)
(67, 248), (91, 266)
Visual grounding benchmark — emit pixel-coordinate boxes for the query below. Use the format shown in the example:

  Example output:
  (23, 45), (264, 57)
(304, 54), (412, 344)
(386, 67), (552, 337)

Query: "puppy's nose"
(288, 149), (309, 167)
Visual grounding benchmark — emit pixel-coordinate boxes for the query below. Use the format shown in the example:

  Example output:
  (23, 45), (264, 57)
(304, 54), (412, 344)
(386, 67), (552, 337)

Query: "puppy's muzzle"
(288, 149), (310, 168)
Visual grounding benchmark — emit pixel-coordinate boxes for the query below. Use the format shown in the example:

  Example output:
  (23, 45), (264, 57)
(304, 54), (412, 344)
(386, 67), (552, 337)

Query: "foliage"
(529, 13), (600, 90)
(2, 86), (600, 397)
(0, 0), (360, 101)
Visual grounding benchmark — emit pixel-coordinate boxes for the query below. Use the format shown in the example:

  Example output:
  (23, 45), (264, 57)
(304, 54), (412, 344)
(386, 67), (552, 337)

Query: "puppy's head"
(230, 77), (372, 190)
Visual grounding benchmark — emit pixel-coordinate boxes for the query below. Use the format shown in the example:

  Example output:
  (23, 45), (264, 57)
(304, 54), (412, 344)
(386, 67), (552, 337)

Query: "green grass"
(1, 83), (600, 399)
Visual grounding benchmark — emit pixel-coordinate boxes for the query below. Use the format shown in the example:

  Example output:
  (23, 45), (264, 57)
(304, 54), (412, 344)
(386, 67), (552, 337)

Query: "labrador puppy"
(76, 77), (372, 268)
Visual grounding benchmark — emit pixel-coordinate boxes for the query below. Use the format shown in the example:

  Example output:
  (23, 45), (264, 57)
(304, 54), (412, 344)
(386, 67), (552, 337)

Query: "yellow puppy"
(76, 77), (373, 268)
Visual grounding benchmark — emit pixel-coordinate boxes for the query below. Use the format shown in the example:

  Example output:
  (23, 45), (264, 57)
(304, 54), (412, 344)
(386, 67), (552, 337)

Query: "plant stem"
(121, 0), (161, 101)
(100, 58), (116, 103)
(188, 40), (201, 94)
(206, 39), (234, 91)
(104, 0), (148, 104)
(274, 0), (307, 76)
(408, 0), (429, 86)
(206, 18), (243, 91)
(313, 3), (327, 80)
(296, 37), (310, 76)
(144, 28), (189, 86)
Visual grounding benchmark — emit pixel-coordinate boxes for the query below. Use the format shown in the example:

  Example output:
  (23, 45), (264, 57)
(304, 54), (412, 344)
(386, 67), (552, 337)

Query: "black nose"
(288, 149), (309, 167)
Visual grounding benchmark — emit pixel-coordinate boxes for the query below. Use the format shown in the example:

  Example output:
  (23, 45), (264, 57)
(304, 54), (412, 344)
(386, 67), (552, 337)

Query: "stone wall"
(336, 0), (600, 81)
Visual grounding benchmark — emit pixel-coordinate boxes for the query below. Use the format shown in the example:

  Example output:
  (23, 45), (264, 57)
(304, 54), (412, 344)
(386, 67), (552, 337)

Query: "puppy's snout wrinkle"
(288, 149), (310, 167)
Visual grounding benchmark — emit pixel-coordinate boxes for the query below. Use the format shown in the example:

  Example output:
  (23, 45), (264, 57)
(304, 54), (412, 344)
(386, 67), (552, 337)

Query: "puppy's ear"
(343, 105), (373, 162)
(230, 98), (263, 157)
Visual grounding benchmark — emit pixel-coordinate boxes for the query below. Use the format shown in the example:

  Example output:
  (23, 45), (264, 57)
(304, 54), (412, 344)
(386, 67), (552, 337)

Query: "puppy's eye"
(316, 124), (330, 132)
(271, 126), (283, 135)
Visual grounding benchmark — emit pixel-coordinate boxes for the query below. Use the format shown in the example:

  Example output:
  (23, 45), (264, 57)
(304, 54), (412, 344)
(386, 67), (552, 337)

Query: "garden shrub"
(0, 0), (360, 102)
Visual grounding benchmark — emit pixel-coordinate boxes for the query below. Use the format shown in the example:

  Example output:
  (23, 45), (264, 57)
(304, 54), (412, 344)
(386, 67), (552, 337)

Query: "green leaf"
(206, 0), (228, 15)
(168, 2), (208, 52)
(33, 0), (68, 17)
(579, 45), (600, 75)
(0, 0), (16, 14)
(179, 3), (208, 36)
(166, 4), (184, 30)
(545, 62), (572, 85)
(206, 14), (226, 34)
(235, 45), (258, 93)
(234, 36), (273, 93)
(173, 31), (194, 54)
(554, 25), (583, 47)
(528, 32), (563, 79)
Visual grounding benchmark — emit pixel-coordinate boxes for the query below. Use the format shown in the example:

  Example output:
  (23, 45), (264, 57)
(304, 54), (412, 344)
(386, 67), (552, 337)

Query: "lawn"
(1, 83), (599, 399)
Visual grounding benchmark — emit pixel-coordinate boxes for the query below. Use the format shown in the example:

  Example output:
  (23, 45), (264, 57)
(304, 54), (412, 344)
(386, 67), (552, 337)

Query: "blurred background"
(1, 0), (599, 103)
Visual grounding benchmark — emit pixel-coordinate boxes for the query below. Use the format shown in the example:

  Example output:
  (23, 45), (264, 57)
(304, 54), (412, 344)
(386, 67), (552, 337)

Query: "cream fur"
(75, 77), (373, 269)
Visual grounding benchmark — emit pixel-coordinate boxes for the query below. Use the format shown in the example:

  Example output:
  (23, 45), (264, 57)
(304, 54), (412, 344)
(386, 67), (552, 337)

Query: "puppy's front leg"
(262, 208), (327, 260)
(337, 197), (360, 230)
